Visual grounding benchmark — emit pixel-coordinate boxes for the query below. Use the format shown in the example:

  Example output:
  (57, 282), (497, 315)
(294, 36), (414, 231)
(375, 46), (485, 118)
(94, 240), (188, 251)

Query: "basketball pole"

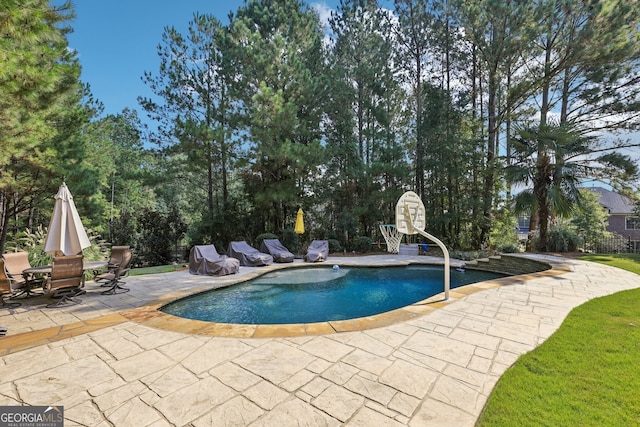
(402, 205), (450, 301)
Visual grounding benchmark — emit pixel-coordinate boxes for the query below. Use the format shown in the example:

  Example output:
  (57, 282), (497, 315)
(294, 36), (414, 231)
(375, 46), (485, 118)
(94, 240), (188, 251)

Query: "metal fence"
(583, 236), (640, 254)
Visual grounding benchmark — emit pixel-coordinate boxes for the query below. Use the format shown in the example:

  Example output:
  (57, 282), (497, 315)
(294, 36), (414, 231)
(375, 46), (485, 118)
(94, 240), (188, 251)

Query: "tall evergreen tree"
(140, 13), (238, 243)
(452, 0), (533, 246)
(527, 0), (640, 130)
(228, 0), (326, 233)
(394, 0), (434, 198)
(82, 110), (152, 242)
(0, 0), (84, 252)
(324, 0), (406, 244)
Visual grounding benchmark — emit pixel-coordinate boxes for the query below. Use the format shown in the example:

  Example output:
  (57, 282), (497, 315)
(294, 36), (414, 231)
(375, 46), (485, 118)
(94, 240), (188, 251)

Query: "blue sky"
(61, 1), (339, 119)
(57, 1), (639, 161)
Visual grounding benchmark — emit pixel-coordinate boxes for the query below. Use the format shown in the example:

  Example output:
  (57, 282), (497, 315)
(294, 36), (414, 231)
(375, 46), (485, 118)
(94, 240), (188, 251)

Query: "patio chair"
(43, 254), (85, 308)
(227, 241), (273, 266)
(305, 240), (329, 262)
(2, 251), (44, 298)
(259, 239), (295, 263)
(189, 244), (240, 276)
(108, 246), (130, 266)
(0, 260), (21, 309)
(94, 247), (133, 295)
(94, 245), (130, 285)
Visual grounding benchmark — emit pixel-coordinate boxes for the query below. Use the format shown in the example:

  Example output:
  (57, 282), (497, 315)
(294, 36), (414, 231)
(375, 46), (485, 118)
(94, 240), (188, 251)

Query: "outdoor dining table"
(23, 261), (108, 275)
(23, 261), (108, 287)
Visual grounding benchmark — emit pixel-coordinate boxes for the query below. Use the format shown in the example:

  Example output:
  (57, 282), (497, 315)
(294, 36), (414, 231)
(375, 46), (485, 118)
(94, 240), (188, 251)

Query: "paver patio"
(0, 254), (637, 426)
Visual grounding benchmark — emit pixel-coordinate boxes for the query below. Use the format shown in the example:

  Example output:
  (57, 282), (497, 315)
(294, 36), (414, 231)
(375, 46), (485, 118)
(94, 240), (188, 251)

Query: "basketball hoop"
(379, 224), (403, 254)
(395, 191), (450, 300)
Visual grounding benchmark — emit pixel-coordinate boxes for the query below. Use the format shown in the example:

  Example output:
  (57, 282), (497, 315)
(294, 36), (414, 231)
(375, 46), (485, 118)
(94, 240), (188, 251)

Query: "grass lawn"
(579, 253), (640, 272)
(476, 254), (640, 426)
(129, 264), (187, 276)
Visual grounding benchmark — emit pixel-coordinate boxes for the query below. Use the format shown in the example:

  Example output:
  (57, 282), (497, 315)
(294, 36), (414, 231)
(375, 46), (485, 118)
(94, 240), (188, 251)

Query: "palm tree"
(507, 121), (637, 252)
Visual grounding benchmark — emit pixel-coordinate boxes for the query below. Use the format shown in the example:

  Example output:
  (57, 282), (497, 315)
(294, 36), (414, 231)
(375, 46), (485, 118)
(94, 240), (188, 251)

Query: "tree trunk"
(526, 211), (539, 252)
(481, 62), (498, 246)
(206, 140), (215, 237)
(220, 84), (229, 206)
(537, 190), (550, 252)
(0, 194), (9, 254)
(505, 64), (513, 201)
(415, 60), (424, 197)
(528, 32), (554, 252)
(560, 68), (570, 124)
(540, 34), (553, 126)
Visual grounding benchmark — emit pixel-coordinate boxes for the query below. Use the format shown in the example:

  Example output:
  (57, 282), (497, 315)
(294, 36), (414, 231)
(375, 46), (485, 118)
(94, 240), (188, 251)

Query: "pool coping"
(119, 257), (571, 339)
(0, 256), (573, 355)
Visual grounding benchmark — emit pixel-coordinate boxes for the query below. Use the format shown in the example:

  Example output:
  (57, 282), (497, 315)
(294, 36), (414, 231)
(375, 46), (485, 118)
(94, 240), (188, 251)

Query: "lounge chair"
(43, 254), (85, 308)
(259, 239), (295, 263)
(0, 260), (21, 309)
(189, 244), (240, 276)
(227, 241), (273, 266)
(305, 240), (329, 262)
(94, 247), (133, 295)
(2, 252), (43, 298)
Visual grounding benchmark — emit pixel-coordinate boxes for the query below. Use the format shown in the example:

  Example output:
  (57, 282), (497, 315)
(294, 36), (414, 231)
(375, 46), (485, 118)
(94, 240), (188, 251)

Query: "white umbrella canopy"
(43, 182), (92, 256)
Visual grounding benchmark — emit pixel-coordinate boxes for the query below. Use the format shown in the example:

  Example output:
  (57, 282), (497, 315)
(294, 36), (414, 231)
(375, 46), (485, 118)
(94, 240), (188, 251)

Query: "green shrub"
(546, 225), (582, 252)
(280, 228), (301, 254)
(6, 226), (109, 278)
(354, 236), (372, 253)
(6, 225), (52, 266)
(497, 242), (521, 253)
(137, 216), (169, 265)
(255, 233), (278, 248)
(328, 239), (342, 253)
(489, 207), (519, 251)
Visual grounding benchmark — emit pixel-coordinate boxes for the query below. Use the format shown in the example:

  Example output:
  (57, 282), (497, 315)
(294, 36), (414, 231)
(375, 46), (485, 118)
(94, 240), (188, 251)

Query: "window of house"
(517, 213), (530, 231)
(625, 216), (640, 230)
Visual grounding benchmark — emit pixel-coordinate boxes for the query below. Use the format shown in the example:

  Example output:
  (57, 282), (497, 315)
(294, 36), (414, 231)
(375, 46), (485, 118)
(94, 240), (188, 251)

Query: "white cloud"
(310, 2), (334, 30)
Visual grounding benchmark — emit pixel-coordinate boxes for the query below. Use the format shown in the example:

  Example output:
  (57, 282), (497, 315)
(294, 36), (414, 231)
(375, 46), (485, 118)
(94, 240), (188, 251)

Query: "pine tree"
(0, 0), (83, 252)
(140, 13), (238, 243)
(229, 0), (326, 232)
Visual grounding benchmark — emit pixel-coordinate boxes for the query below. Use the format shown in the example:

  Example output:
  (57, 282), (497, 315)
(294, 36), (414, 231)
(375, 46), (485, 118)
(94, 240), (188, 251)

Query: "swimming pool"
(162, 265), (506, 324)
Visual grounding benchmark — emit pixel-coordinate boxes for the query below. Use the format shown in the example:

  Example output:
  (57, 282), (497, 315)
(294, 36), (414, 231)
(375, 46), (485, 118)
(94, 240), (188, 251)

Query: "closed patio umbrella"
(294, 208), (305, 235)
(43, 182), (91, 256)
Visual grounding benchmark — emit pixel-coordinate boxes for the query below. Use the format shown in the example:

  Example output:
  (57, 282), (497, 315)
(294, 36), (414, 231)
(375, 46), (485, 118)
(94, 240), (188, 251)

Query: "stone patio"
(0, 254), (637, 426)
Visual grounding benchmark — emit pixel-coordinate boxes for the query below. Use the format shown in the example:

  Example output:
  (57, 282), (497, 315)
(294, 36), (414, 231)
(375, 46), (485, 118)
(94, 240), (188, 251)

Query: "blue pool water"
(161, 265), (506, 324)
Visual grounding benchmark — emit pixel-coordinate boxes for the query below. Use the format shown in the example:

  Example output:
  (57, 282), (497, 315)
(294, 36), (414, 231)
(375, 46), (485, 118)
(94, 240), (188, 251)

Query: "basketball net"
(379, 224), (403, 254)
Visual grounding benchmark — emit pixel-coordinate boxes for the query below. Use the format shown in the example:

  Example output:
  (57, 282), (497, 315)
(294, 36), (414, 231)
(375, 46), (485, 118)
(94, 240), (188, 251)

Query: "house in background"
(589, 187), (640, 243)
(514, 187), (640, 250)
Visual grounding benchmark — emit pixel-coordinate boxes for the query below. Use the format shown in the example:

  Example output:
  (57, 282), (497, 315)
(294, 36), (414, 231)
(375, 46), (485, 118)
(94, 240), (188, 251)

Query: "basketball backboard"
(395, 191), (426, 234)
